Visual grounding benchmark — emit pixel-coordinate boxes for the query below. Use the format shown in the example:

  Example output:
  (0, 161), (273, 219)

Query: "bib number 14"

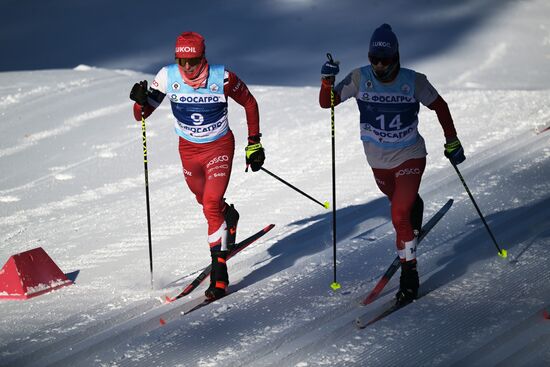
(375, 114), (402, 130)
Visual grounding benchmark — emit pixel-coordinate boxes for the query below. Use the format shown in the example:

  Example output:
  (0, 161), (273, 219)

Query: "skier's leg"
(390, 158), (426, 305)
(391, 157), (426, 260)
(178, 138), (206, 205)
(205, 250), (229, 301)
(201, 133), (235, 252)
(179, 134), (235, 299)
(199, 133), (235, 299)
(371, 167), (395, 201)
(411, 194), (424, 234)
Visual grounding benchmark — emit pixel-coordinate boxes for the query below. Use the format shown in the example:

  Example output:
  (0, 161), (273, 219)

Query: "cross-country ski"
(165, 224), (275, 303)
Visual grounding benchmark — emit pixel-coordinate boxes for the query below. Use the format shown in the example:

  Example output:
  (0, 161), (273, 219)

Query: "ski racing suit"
(133, 64), (259, 251)
(319, 65), (457, 261)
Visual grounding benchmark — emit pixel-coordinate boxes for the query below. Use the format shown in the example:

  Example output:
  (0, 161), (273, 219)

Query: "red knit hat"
(175, 31), (205, 58)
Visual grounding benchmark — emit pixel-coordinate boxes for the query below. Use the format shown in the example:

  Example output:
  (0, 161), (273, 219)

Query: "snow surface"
(1, 1), (550, 366)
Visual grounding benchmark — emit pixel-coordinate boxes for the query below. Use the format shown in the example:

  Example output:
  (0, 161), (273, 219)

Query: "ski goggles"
(368, 54), (394, 66)
(177, 57), (203, 67)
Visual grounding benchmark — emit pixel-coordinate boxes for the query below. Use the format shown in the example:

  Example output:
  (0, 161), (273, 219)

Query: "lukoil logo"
(372, 41), (392, 48)
(175, 46), (197, 53)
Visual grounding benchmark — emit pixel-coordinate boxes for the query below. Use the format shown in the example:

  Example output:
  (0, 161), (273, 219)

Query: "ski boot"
(205, 250), (229, 301)
(395, 260), (419, 306)
(411, 194), (424, 235)
(224, 203), (239, 251)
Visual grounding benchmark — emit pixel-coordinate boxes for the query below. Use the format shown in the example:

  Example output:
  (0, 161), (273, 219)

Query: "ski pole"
(451, 163), (507, 258)
(141, 110), (154, 288)
(260, 167), (329, 209)
(327, 52), (340, 291)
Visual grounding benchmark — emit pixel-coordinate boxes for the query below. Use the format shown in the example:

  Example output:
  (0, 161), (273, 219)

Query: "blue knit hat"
(369, 24), (399, 58)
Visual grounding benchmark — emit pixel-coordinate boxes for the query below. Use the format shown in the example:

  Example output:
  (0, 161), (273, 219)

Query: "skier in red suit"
(319, 24), (465, 306)
(130, 31), (265, 300)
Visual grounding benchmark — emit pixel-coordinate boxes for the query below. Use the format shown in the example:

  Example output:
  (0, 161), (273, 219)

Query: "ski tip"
(323, 201), (330, 209)
(164, 295), (174, 304)
(498, 249), (508, 258)
(330, 282), (341, 291)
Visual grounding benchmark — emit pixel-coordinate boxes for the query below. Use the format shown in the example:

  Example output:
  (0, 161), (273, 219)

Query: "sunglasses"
(178, 57), (203, 67)
(368, 54), (394, 66)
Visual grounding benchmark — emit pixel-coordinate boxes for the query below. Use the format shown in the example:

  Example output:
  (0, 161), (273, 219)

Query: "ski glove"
(245, 142), (265, 172)
(321, 60), (340, 78)
(130, 80), (148, 106)
(444, 138), (466, 165)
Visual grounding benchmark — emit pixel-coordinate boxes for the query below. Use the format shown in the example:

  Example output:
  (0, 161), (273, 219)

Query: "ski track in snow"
(1, 60), (550, 365)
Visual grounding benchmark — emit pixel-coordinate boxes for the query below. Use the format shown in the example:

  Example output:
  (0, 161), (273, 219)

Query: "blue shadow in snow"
(65, 270), (80, 283)
(424, 196), (550, 293)
(235, 196), (392, 290)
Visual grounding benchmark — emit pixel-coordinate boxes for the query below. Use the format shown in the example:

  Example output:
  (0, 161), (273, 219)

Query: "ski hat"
(175, 31), (205, 59)
(369, 24), (399, 58)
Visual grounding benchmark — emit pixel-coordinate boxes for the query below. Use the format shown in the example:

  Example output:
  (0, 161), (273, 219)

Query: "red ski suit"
(134, 68), (259, 250)
(319, 67), (457, 260)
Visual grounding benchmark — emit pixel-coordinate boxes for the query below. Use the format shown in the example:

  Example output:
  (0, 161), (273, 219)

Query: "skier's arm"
(319, 70), (359, 109)
(132, 89), (165, 121)
(427, 96), (457, 141)
(415, 73), (457, 141)
(416, 72), (464, 164)
(224, 70), (260, 140)
(319, 78), (341, 108)
(132, 69), (168, 121)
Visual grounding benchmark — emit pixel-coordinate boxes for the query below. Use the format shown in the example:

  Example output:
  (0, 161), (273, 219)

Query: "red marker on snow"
(543, 309), (550, 320)
(159, 318), (166, 326)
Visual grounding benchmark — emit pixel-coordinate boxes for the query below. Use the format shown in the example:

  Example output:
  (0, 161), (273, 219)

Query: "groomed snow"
(1, 1), (549, 366)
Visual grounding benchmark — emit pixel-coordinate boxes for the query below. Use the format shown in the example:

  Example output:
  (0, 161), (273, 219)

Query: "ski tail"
(227, 224), (275, 261)
(361, 199), (453, 306)
(165, 224), (275, 303)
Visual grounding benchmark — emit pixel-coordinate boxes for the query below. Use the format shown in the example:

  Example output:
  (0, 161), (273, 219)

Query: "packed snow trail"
(50, 128), (550, 366)
(0, 67), (549, 366)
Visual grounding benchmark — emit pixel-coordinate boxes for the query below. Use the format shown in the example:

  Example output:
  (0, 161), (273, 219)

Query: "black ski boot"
(395, 260), (419, 306)
(205, 250), (229, 301)
(411, 194), (424, 235)
(224, 203), (239, 251)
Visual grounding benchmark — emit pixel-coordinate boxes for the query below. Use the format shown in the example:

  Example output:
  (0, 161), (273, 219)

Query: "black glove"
(444, 138), (466, 165)
(321, 52), (340, 78)
(130, 80), (148, 106)
(245, 142), (265, 172)
(321, 53), (340, 86)
(321, 60), (340, 78)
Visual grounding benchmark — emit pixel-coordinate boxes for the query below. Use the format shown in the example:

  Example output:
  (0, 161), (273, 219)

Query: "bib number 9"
(191, 113), (204, 125)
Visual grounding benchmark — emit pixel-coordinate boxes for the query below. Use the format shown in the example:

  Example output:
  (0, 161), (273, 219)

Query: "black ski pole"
(260, 167), (329, 209)
(141, 110), (154, 288)
(327, 52), (340, 291)
(451, 163), (507, 258)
